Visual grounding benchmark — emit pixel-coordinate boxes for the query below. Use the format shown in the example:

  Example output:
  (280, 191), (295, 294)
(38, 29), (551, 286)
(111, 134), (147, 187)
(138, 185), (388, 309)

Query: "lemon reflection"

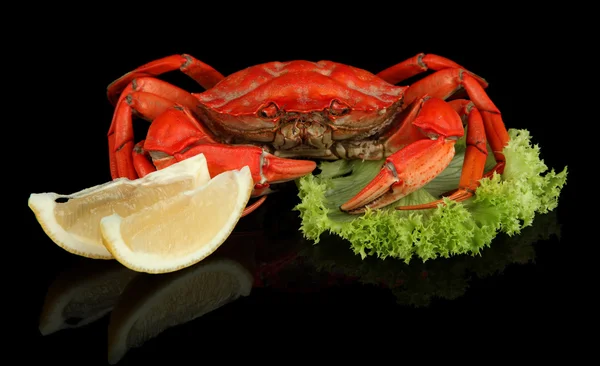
(107, 235), (255, 364)
(39, 260), (138, 336)
(39, 229), (258, 364)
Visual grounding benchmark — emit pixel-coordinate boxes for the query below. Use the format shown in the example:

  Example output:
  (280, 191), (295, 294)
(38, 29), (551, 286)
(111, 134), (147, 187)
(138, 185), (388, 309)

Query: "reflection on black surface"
(106, 240), (255, 364)
(38, 188), (561, 363)
(39, 260), (138, 336)
(40, 230), (258, 364)
(294, 210), (562, 307)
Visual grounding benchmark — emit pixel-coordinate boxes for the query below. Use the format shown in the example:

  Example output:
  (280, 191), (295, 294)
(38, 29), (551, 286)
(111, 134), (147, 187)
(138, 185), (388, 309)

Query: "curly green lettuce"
(294, 129), (568, 263)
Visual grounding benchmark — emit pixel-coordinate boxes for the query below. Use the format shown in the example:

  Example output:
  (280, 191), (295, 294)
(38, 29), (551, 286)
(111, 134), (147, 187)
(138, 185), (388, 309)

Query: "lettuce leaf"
(294, 129), (568, 263)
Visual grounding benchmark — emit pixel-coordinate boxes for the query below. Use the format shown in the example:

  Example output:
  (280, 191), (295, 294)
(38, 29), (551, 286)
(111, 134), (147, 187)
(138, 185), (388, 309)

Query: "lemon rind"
(29, 193), (115, 259)
(100, 166), (253, 274)
(29, 154), (211, 260)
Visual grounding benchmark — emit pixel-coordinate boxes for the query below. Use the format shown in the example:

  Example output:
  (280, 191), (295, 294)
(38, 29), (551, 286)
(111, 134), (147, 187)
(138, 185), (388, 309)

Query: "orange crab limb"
(381, 58), (509, 177)
(404, 68), (508, 176)
(132, 140), (156, 177)
(341, 138), (457, 214)
(143, 105), (220, 156)
(377, 53), (489, 89)
(107, 54), (225, 105)
(173, 143), (317, 192)
(240, 196), (267, 217)
(108, 77), (200, 179)
(397, 100), (488, 210)
(340, 96), (463, 214)
(172, 143), (316, 215)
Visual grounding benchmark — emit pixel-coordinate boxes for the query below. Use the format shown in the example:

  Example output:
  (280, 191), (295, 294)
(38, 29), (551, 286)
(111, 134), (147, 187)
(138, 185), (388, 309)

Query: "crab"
(106, 53), (509, 216)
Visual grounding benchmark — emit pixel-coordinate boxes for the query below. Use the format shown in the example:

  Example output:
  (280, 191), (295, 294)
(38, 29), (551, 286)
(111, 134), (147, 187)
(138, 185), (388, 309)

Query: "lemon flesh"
(101, 166), (254, 274)
(28, 154), (211, 259)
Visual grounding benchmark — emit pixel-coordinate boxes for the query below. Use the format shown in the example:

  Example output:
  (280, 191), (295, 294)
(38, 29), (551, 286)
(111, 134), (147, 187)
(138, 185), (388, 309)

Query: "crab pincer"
(152, 142), (316, 217)
(340, 94), (492, 214)
(171, 143), (317, 197)
(340, 138), (459, 214)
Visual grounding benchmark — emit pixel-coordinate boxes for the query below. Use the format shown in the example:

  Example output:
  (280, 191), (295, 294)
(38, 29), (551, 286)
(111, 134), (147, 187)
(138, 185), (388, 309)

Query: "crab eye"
(330, 100), (350, 116)
(258, 103), (280, 119)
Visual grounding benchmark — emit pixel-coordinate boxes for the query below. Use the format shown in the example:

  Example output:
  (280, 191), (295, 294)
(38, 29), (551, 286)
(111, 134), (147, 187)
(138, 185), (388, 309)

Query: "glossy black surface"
(30, 189), (571, 363)
(23, 18), (576, 364)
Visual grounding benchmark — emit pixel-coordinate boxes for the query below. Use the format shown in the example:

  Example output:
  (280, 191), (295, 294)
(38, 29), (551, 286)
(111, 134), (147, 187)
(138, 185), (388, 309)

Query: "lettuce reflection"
(294, 210), (562, 307)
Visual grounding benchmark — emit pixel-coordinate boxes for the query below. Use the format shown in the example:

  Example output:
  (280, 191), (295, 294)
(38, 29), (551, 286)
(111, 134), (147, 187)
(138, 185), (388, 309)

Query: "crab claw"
(340, 138), (456, 214)
(260, 150), (318, 185)
(169, 143), (316, 195)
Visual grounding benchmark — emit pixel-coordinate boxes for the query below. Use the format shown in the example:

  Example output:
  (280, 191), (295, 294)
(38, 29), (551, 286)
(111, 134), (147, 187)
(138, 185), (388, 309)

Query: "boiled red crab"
(106, 53), (509, 216)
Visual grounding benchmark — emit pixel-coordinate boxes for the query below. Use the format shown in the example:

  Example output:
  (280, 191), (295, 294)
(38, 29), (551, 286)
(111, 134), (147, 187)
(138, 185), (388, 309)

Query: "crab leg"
(403, 67), (509, 177)
(379, 56), (509, 176)
(108, 77), (201, 179)
(350, 66), (505, 212)
(107, 54), (225, 105)
(397, 100), (488, 210)
(340, 96), (463, 214)
(173, 143), (317, 194)
(377, 53), (488, 88)
(132, 140), (156, 177)
(134, 138), (267, 218)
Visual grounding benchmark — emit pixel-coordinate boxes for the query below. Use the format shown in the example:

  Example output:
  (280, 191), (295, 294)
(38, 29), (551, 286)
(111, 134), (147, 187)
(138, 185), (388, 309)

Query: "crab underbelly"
(204, 113), (392, 161)
(271, 135), (386, 161)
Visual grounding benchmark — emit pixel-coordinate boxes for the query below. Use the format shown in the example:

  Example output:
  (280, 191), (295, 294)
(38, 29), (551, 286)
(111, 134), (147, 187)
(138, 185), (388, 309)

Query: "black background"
(19, 8), (579, 364)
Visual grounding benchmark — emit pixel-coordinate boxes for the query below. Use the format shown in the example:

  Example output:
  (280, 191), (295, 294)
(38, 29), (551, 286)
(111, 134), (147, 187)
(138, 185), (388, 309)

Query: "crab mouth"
(274, 117), (333, 151)
(287, 119), (327, 139)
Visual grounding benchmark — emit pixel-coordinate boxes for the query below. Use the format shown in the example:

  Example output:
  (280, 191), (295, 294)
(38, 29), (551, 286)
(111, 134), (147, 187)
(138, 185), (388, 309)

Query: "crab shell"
(193, 60), (408, 146)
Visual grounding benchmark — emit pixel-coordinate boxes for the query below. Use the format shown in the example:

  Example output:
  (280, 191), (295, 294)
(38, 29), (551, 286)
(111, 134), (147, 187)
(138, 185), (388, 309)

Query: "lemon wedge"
(28, 154), (211, 259)
(100, 166), (254, 274)
(107, 256), (253, 364)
